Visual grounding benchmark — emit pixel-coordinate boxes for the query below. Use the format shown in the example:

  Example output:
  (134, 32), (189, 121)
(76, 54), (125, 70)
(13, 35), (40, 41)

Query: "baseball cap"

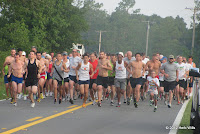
(160, 56), (167, 61)
(22, 51), (26, 56)
(118, 52), (124, 57)
(169, 55), (174, 59)
(62, 52), (68, 56)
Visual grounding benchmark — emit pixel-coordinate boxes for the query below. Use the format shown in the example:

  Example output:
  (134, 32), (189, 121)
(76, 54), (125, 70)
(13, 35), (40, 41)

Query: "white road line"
(169, 98), (191, 134)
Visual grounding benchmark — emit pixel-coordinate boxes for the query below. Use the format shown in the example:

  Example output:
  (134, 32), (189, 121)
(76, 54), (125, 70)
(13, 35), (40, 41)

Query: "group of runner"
(2, 46), (196, 112)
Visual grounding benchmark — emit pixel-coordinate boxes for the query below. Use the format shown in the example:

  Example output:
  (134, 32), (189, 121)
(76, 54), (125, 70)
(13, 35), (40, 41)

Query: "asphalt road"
(0, 96), (182, 134)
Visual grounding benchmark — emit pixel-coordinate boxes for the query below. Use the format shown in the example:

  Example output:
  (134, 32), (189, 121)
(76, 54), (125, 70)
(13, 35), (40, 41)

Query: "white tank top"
(64, 60), (70, 78)
(79, 61), (90, 81)
(115, 60), (126, 79)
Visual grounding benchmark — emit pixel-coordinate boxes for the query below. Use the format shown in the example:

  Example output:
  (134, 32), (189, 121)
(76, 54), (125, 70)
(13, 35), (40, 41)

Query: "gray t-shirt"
(69, 56), (82, 76)
(161, 62), (178, 82)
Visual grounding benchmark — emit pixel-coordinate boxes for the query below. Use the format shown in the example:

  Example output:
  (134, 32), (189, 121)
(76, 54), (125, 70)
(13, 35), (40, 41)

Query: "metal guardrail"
(190, 77), (200, 134)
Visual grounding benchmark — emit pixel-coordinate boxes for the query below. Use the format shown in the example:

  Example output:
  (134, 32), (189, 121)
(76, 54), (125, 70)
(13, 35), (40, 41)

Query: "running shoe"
(105, 92), (109, 99)
(62, 98), (66, 102)
(124, 99), (127, 103)
(168, 104), (171, 108)
(24, 95), (27, 101)
(141, 96), (144, 101)
(127, 98), (130, 105)
(31, 102), (35, 108)
(92, 100), (96, 105)
(177, 101), (180, 105)
(13, 102), (17, 106)
(37, 98), (41, 102)
(154, 106), (157, 112)
(164, 100), (168, 105)
(46, 92), (49, 97)
(49, 92), (53, 97)
(82, 103), (86, 108)
(116, 103), (121, 107)
(149, 100), (153, 106)
(134, 102), (138, 108)
(59, 99), (62, 104)
(69, 99), (74, 104)
(10, 98), (14, 104)
(97, 102), (101, 107)
(40, 93), (44, 99)
(54, 99), (57, 104)
(110, 101), (114, 106)
(6, 96), (9, 100)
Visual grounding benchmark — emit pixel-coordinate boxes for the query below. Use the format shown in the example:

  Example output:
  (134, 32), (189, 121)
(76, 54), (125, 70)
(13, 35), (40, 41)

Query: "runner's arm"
(75, 63), (81, 80)
(90, 64), (94, 78)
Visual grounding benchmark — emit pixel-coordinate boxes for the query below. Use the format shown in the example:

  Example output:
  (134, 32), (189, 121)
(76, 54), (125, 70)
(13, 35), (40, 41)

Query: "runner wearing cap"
(113, 52), (128, 107)
(161, 55), (179, 108)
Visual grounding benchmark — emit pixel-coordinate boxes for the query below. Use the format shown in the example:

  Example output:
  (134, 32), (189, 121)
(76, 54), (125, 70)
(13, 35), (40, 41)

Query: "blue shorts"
(79, 80), (90, 85)
(69, 75), (77, 83)
(4, 74), (12, 84)
(47, 72), (52, 80)
(11, 75), (23, 84)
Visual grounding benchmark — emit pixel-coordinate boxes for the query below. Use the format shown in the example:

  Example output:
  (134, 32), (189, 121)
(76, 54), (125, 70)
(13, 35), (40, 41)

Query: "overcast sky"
(95, 0), (195, 28)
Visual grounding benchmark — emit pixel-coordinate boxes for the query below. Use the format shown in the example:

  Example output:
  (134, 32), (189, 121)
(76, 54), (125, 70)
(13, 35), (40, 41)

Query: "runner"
(159, 56), (167, 101)
(31, 46), (37, 53)
(108, 54), (116, 105)
(46, 54), (53, 97)
(89, 52), (99, 105)
(3, 48), (16, 103)
(36, 52), (49, 102)
(94, 51), (112, 107)
(113, 52), (128, 107)
(176, 56), (189, 104)
(51, 53), (69, 104)
(187, 56), (196, 97)
(127, 53), (145, 108)
(76, 53), (93, 108)
(123, 51), (135, 105)
(68, 49), (82, 104)
(147, 70), (160, 112)
(62, 52), (70, 101)
(160, 55), (179, 108)
(8, 53), (25, 106)
(25, 51), (41, 107)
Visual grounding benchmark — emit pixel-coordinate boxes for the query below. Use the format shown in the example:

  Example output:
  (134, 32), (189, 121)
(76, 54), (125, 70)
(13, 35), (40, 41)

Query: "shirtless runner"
(94, 52), (112, 107)
(127, 53), (145, 108)
(36, 52), (49, 102)
(3, 49), (16, 103)
(8, 53), (25, 106)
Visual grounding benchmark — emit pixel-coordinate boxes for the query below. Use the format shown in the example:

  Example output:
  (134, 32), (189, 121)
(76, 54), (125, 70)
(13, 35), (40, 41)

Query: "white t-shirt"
(147, 76), (160, 95)
(69, 56), (82, 76)
(176, 62), (189, 80)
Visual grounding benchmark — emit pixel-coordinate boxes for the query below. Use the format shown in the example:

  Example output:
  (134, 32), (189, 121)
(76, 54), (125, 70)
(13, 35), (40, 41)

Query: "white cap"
(22, 51), (26, 56)
(46, 54), (51, 58)
(118, 52), (124, 57)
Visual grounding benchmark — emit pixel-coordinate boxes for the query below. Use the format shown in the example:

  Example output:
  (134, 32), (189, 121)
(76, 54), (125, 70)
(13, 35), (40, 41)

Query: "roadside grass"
(0, 77), (7, 100)
(177, 98), (193, 134)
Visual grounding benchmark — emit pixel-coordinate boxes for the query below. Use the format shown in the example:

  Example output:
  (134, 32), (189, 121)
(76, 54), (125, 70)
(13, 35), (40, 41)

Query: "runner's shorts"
(69, 75), (78, 83)
(130, 77), (143, 88)
(108, 77), (115, 86)
(11, 75), (23, 84)
(164, 81), (176, 92)
(114, 78), (126, 90)
(25, 78), (38, 87)
(79, 80), (90, 85)
(178, 80), (187, 89)
(97, 76), (108, 89)
(89, 79), (97, 89)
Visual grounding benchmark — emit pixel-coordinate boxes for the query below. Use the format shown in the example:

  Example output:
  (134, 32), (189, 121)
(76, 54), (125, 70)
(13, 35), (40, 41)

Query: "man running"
(76, 53), (93, 108)
(161, 55), (179, 108)
(36, 52), (49, 101)
(176, 56), (189, 104)
(3, 48), (16, 103)
(127, 53), (145, 108)
(113, 52), (128, 107)
(89, 53), (99, 105)
(25, 51), (42, 107)
(95, 52), (112, 107)
(8, 53), (25, 106)
(123, 51), (135, 105)
(68, 49), (82, 104)
(159, 56), (167, 101)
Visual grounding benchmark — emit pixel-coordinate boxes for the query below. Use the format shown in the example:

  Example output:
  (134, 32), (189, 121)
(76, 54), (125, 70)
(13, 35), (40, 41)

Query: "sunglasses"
(170, 58), (174, 60)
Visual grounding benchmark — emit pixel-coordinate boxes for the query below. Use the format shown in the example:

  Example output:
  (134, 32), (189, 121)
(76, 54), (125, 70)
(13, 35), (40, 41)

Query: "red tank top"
(48, 63), (52, 73)
(89, 59), (99, 79)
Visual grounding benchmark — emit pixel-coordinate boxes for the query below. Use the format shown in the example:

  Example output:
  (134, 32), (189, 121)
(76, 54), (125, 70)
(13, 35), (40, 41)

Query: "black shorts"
(126, 78), (130, 85)
(189, 80), (193, 87)
(178, 80), (187, 89)
(130, 77), (143, 88)
(69, 75), (77, 83)
(23, 73), (26, 80)
(164, 81), (176, 92)
(54, 79), (62, 86)
(64, 77), (69, 83)
(79, 80), (90, 85)
(25, 79), (38, 87)
(97, 76), (108, 89)
(159, 81), (164, 87)
(89, 79), (97, 89)
(108, 77), (115, 86)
